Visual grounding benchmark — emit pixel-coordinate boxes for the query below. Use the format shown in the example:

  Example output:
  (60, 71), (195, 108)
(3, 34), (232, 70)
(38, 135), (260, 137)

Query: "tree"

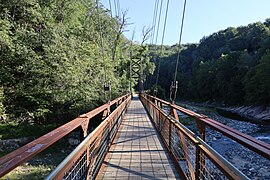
(244, 50), (270, 104)
(147, 18), (270, 105)
(0, 86), (4, 118)
(0, 0), (131, 124)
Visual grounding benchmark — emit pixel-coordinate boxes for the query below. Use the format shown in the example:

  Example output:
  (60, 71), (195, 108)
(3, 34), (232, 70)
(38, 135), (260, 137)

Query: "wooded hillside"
(0, 0), (155, 124)
(149, 19), (270, 105)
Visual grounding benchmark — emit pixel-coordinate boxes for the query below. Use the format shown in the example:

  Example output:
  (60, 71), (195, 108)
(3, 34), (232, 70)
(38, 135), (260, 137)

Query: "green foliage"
(0, 0), (135, 124)
(0, 122), (57, 139)
(2, 164), (53, 180)
(243, 50), (270, 103)
(149, 19), (270, 105)
(0, 87), (4, 116)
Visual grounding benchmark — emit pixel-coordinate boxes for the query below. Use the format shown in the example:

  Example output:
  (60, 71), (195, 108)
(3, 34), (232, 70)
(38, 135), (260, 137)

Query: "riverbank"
(179, 100), (270, 125)
(216, 105), (270, 125)
(174, 102), (270, 179)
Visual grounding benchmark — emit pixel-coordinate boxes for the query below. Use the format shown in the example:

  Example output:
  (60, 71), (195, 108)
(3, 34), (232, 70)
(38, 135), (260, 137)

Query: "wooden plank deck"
(98, 95), (180, 179)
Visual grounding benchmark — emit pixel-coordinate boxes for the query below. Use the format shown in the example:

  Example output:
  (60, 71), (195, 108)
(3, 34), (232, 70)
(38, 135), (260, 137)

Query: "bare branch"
(112, 9), (130, 62)
(141, 26), (152, 45)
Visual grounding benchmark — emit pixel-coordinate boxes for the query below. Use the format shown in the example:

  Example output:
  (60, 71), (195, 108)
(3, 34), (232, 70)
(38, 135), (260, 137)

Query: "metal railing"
(46, 94), (131, 179)
(1, 92), (269, 179)
(0, 93), (131, 178)
(140, 93), (270, 180)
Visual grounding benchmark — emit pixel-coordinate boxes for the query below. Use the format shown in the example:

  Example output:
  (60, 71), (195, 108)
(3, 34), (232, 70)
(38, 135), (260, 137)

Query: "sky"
(100, 0), (270, 45)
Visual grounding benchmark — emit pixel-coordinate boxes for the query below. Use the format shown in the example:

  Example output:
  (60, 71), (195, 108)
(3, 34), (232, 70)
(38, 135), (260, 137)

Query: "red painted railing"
(0, 93), (131, 178)
(1, 93), (268, 180)
(140, 93), (269, 180)
(46, 94), (131, 179)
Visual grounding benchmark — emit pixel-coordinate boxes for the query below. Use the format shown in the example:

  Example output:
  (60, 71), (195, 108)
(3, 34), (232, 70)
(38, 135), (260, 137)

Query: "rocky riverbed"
(176, 103), (270, 180)
(217, 105), (270, 125)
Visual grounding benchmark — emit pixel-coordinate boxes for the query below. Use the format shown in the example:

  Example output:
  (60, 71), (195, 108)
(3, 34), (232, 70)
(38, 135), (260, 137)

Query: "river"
(170, 102), (270, 179)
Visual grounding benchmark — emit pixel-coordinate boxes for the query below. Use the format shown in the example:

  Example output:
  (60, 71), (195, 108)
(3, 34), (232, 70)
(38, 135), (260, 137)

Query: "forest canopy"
(0, 0), (154, 124)
(148, 19), (270, 105)
(1, 0), (269, 125)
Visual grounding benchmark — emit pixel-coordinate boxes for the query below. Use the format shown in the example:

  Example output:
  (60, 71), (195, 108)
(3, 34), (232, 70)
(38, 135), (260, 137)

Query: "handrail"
(46, 94), (131, 179)
(140, 93), (265, 179)
(0, 93), (131, 178)
(143, 93), (270, 160)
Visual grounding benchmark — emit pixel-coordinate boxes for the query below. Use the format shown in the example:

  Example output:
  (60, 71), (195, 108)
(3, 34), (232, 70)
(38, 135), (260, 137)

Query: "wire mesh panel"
(170, 123), (197, 180)
(0, 94), (131, 179)
(140, 94), (248, 180)
(46, 95), (131, 180)
(90, 124), (110, 178)
(109, 113), (119, 141)
(183, 136), (197, 179)
(63, 150), (87, 180)
(171, 123), (185, 160)
(159, 112), (170, 145)
(197, 152), (228, 180)
(153, 107), (159, 126)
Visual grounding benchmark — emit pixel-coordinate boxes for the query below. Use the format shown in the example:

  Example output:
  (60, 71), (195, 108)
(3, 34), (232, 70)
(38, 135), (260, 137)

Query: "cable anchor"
(153, 87), (158, 97)
(104, 82), (110, 92)
(169, 81), (178, 103)
(104, 81), (111, 102)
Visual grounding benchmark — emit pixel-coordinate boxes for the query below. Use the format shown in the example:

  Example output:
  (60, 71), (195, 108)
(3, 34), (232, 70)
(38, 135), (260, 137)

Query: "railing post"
(169, 105), (179, 121)
(169, 121), (172, 151)
(102, 109), (108, 120)
(158, 110), (161, 131)
(79, 117), (90, 141)
(196, 120), (206, 141)
(195, 143), (200, 180)
(108, 119), (111, 145)
(80, 128), (84, 142)
(86, 144), (90, 179)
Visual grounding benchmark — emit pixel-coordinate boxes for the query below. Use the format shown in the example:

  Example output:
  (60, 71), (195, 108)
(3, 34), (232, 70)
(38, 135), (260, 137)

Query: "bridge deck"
(98, 95), (180, 179)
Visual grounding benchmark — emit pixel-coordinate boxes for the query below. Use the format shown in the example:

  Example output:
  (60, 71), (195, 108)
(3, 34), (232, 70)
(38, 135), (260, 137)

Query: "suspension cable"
(96, 0), (110, 100)
(148, 0), (160, 91)
(113, 0), (118, 17)
(160, 0), (170, 49)
(115, 0), (122, 72)
(108, 0), (113, 17)
(150, 0), (159, 44)
(116, 0), (121, 19)
(109, 0), (123, 92)
(108, 0), (117, 64)
(155, 0), (170, 90)
(154, 0), (163, 46)
(152, 0), (164, 95)
(174, 0), (187, 83)
(108, 0), (117, 65)
(170, 0), (187, 103)
(96, 0), (106, 77)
